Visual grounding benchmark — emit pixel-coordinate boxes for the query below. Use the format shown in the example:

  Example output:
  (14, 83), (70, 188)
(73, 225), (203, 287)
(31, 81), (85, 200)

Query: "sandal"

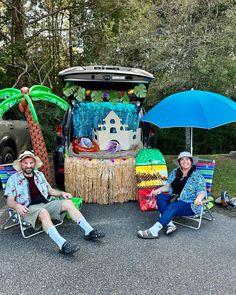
(137, 229), (158, 239)
(84, 229), (105, 241)
(166, 224), (177, 235)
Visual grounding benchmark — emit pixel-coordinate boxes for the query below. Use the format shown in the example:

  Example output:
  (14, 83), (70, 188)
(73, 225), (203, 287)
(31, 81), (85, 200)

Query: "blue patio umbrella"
(141, 89), (236, 153)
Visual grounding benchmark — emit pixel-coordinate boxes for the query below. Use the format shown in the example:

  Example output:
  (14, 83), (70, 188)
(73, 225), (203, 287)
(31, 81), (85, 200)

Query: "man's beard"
(22, 168), (33, 175)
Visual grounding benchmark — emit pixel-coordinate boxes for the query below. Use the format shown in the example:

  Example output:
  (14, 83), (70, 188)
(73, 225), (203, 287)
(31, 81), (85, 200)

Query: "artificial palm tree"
(0, 85), (69, 185)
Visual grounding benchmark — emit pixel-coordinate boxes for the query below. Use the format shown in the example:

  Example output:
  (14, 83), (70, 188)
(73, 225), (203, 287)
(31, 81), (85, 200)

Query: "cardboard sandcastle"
(93, 111), (141, 150)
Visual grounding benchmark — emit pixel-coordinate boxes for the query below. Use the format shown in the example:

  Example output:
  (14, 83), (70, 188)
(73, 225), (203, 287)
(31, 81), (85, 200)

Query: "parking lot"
(0, 197), (236, 295)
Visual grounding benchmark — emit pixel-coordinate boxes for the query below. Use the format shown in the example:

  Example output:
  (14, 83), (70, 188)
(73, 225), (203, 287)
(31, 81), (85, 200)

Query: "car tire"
(0, 146), (16, 164)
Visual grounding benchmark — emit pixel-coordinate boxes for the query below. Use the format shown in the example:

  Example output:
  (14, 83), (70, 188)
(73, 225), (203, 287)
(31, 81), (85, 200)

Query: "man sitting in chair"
(5, 150), (105, 255)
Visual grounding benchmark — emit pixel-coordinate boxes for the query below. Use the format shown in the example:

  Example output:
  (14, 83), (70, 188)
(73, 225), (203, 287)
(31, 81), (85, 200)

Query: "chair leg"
(3, 214), (20, 230)
(18, 214), (44, 239)
(3, 208), (64, 239)
(55, 220), (63, 228)
(173, 207), (215, 230)
(18, 215), (64, 239)
(173, 215), (202, 230)
(173, 207), (203, 230)
(202, 208), (215, 221)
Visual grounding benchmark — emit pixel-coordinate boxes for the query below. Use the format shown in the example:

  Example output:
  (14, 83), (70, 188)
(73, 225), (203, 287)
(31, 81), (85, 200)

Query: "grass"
(164, 154), (236, 200)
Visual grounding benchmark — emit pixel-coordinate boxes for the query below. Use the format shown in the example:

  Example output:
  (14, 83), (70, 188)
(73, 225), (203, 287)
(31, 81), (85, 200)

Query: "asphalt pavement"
(0, 199), (236, 295)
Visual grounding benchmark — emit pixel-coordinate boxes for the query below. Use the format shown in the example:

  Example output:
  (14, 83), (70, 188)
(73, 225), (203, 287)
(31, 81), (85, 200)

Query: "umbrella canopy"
(141, 90), (236, 129)
(141, 90), (236, 153)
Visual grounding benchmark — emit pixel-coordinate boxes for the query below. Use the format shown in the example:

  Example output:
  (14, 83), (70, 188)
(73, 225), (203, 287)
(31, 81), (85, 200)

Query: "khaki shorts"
(23, 200), (66, 231)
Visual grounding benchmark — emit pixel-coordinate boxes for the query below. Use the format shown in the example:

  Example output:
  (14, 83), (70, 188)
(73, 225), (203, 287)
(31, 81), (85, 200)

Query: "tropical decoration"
(62, 82), (76, 97)
(74, 86), (86, 102)
(133, 84), (147, 98)
(62, 82), (147, 104)
(91, 90), (103, 103)
(65, 156), (138, 204)
(0, 86), (69, 185)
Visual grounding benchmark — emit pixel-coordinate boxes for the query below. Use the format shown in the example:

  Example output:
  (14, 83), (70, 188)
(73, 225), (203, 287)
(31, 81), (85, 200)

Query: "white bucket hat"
(13, 151), (43, 171)
(173, 151), (199, 166)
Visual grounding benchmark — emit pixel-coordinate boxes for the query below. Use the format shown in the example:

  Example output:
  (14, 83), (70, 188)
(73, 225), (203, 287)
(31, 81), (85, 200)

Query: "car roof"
(58, 65), (154, 85)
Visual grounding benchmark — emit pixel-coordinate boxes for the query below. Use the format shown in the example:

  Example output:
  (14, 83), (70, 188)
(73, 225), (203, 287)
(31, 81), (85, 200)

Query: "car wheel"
(1, 146), (15, 164)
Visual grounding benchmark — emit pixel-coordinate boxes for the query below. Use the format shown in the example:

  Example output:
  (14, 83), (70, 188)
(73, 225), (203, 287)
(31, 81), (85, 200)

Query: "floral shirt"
(4, 170), (51, 206)
(167, 168), (207, 215)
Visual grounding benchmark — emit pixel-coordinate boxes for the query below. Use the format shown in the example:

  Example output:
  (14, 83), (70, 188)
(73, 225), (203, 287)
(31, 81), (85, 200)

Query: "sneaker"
(229, 198), (236, 208)
(137, 229), (159, 239)
(166, 224), (177, 235)
(60, 241), (80, 255)
(84, 229), (105, 241)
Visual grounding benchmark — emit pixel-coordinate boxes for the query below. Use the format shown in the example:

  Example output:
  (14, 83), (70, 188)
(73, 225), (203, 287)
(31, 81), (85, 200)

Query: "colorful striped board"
(136, 149), (168, 189)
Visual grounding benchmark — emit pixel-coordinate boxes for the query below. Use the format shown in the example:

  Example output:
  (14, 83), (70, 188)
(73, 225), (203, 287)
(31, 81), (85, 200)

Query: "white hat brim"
(13, 155), (43, 171)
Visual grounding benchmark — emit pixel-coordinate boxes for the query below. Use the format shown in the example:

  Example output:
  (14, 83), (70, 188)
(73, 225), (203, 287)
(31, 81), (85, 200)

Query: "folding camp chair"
(0, 163), (64, 238)
(173, 159), (215, 230)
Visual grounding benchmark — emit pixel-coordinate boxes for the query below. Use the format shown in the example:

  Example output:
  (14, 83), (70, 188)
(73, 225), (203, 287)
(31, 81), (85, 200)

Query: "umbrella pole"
(190, 127), (193, 155)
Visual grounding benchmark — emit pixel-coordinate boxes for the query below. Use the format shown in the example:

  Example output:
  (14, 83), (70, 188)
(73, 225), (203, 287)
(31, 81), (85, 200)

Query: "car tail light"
(57, 166), (64, 173)
(56, 125), (63, 136)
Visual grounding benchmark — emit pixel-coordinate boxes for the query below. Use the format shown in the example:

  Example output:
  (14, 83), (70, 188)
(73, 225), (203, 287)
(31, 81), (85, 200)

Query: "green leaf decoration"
(30, 85), (52, 93)
(91, 91), (103, 103)
(121, 92), (130, 103)
(0, 93), (22, 117)
(74, 87), (86, 102)
(30, 91), (69, 111)
(63, 82), (74, 97)
(133, 84), (147, 98)
(0, 88), (21, 100)
(0, 88), (69, 125)
(23, 94), (39, 125)
(109, 91), (119, 104)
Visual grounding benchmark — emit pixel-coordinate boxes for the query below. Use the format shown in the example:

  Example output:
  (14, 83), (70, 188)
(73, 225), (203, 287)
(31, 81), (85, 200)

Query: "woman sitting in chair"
(137, 151), (207, 239)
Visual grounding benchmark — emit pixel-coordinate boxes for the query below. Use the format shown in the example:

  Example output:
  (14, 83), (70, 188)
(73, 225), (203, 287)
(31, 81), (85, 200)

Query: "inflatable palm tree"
(0, 86), (69, 185)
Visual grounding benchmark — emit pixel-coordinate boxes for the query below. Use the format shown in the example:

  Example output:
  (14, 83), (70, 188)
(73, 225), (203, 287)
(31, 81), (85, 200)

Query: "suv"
(0, 106), (32, 164)
(53, 65), (154, 186)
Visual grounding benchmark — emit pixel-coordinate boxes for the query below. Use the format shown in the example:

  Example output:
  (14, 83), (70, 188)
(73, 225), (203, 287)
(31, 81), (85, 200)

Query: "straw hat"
(13, 151), (43, 171)
(173, 151), (199, 166)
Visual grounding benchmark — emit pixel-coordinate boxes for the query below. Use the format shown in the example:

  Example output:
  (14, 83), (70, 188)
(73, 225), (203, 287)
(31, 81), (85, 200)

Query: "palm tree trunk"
(25, 106), (53, 185)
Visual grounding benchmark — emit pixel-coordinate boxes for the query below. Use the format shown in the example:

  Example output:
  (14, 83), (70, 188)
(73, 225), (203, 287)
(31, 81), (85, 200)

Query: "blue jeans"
(157, 193), (194, 227)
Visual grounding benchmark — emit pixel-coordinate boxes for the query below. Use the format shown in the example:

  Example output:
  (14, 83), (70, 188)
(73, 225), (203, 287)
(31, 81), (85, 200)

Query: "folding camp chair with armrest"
(173, 159), (215, 230)
(0, 163), (64, 238)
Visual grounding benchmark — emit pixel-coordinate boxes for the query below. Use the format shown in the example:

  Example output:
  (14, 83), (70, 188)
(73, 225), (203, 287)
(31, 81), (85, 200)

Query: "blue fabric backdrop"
(73, 102), (140, 138)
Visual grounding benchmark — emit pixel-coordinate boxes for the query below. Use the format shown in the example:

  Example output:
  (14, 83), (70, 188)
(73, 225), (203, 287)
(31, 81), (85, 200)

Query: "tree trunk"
(11, 0), (28, 86)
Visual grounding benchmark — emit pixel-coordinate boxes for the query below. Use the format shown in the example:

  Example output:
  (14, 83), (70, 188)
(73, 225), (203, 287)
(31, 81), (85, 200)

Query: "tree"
(1, 0), (236, 153)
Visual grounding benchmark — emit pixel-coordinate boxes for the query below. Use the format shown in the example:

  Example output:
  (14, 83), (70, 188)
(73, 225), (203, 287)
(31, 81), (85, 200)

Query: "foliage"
(151, 123), (236, 155)
(1, 0), (236, 153)
(145, 0), (236, 105)
(33, 101), (65, 152)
